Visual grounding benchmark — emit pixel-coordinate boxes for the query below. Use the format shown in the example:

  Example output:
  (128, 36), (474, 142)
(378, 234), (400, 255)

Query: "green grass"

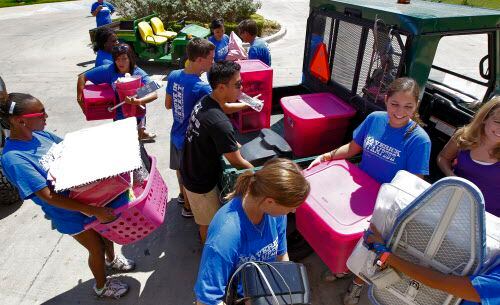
(425, 0), (500, 10)
(0, 0), (75, 8)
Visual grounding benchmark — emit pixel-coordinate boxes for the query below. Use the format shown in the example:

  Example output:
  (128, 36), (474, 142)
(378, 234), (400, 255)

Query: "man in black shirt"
(181, 61), (253, 243)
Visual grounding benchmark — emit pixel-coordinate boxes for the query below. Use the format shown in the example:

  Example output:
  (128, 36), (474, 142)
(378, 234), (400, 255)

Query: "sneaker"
(343, 282), (363, 305)
(94, 279), (129, 299)
(177, 193), (185, 204)
(181, 206), (194, 218)
(105, 255), (136, 272)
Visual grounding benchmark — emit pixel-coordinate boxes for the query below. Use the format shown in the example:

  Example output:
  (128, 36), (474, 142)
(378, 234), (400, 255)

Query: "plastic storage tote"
(115, 76), (146, 118)
(82, 84), (116, 121)
(281, 93), (356, 157)
(231, 60), (273, 133)
(296, 159), (380, 273)
(84, 157), (168, 245)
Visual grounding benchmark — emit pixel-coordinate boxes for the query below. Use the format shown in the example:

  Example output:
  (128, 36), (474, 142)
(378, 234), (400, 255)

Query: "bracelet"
(373, 243), (390, 255)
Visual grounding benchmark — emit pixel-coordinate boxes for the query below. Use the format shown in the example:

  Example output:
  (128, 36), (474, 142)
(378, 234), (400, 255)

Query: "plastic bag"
(226, 31), (247, 61)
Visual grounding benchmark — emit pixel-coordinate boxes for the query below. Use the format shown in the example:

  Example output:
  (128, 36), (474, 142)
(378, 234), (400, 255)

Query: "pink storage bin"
(281, 93), (356, 157)
(232, 60), (273, 133)
(82, 84), (116, 121)
(296, 159), (380, 273)
(84, 157), (168, 245)
(115, 76), (142, 90)
(69, 172), (131, 207)
(117, 88), (147, 118)
(231, 91), (272, 133)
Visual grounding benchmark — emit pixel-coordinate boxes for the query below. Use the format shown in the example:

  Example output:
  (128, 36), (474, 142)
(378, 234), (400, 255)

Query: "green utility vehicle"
(221, 0), (499, 260)
(90, 14), (211, 66)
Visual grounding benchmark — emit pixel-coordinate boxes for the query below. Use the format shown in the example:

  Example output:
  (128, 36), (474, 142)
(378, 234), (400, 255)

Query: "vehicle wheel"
(0, 166), (20, 205)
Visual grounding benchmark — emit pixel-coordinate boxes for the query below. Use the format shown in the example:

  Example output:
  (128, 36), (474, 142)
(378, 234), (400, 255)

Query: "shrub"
(113, 0), (262, 24)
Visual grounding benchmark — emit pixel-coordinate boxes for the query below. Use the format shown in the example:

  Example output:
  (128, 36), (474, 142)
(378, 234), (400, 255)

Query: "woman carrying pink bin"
(77, 43), (158, 142)
(308, 77), (432, 305)
(0, 93), (135, 299)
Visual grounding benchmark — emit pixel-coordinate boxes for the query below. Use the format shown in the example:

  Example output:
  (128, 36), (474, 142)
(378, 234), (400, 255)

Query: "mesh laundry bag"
(368, 177), (486, 305)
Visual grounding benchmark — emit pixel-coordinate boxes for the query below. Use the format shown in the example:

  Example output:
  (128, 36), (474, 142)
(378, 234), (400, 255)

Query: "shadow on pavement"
(122, 198), (203, 304)
(40, 275), (141, 305)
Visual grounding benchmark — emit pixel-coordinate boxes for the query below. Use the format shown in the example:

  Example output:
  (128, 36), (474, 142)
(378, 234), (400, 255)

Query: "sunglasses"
(112, 44), (129, 53)
(20, 110), (46, 118)
(231, 80), (243, 89)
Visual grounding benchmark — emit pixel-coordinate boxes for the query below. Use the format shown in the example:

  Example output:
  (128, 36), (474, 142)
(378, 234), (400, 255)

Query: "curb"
(242, 26), (287, 48)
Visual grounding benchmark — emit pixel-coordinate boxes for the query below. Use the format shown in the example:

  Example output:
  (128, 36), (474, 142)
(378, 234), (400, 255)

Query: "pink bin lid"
(236, 59), (271, 72)
(281, 93), (356, 120)
(301, 159), (380, 235)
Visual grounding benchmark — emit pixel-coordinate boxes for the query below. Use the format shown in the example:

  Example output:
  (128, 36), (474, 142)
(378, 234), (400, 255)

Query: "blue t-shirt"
(461, 258), (500, 305)
(166, 69), (212, 149)
(248, 37), (271, 66)
(208, 34), (229, 62)
(91, 1), (114, 27)
(1, 132), (93, 234)
(85, 64), (151, 120)
(194, 197), (288, 305)
(353, 111), (431, 183)
(95, 50), (113, 67)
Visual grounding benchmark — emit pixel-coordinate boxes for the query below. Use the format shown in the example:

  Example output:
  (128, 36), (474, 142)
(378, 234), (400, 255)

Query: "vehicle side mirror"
(479, 54), (490, 80)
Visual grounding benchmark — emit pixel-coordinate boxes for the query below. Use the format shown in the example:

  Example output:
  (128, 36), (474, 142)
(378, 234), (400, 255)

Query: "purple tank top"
(455, 150), (499, 216)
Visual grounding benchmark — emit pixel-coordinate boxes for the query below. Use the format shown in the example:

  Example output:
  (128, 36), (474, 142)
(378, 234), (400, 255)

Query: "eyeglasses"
(112, 44), (129, 53)
(20, 110), (46, 118)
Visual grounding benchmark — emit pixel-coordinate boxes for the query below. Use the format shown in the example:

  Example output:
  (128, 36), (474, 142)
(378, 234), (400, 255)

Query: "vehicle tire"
(0, 166), (20, 205)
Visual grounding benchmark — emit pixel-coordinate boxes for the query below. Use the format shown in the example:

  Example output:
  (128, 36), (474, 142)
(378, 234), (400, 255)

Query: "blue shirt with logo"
(95, 50), (113, 67)
(85, 64), (151, 120)
(194, 196), (287, 305)
(353, 111), (431, 183)
(248, 37), (271, 66)
(91, 1), (115, 27)
(166, 69), (212, 149)
(208, 34), (229, 62)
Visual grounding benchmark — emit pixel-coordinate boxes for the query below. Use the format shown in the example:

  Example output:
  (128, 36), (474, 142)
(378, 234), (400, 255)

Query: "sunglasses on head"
(112, 45), (129, 53)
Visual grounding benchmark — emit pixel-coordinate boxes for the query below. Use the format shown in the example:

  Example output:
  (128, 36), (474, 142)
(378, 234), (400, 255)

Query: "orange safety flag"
(309, 42), (330, 83)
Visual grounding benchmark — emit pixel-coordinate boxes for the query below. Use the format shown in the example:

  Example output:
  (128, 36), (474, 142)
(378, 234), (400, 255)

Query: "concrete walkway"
(0, 1), (359, 304)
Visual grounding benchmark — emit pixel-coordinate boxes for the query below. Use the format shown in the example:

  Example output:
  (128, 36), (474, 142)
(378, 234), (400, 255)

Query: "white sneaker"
(105, 255), (136, 272)
(94, 279), (129, 299)
(343, 282), (363, 305)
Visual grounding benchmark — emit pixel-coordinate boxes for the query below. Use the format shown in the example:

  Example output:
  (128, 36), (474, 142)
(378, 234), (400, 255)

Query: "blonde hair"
(454, 96), (500, 159)
(226, 158), (311, 207)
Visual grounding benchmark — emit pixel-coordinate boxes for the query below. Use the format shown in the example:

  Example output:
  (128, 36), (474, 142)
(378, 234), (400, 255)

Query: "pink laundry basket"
(84, 157), (168, 244)
(115, 76), (146, 118)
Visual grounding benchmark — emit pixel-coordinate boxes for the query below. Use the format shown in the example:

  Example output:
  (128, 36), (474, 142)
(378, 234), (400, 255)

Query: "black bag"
(239, 261), (311, 305)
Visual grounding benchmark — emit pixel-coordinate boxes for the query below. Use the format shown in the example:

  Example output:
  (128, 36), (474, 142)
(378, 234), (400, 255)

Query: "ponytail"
(226, 158), (311, 208)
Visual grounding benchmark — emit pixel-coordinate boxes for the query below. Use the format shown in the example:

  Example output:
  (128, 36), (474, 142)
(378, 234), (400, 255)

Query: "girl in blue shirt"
(194, 158), (311, 305)
(0, 93), (134, 298)
(93, 26), (118, 67)
(77, 43), (158, 141)
(308, 77), (431, 304)
(208, 19), (230, 63)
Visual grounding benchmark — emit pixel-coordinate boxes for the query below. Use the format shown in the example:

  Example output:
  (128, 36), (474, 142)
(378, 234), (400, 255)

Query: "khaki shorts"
(184, 186), (221, 226)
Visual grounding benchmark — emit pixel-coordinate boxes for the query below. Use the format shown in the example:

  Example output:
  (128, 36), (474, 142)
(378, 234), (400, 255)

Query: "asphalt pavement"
(0, 1), (354, 304)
